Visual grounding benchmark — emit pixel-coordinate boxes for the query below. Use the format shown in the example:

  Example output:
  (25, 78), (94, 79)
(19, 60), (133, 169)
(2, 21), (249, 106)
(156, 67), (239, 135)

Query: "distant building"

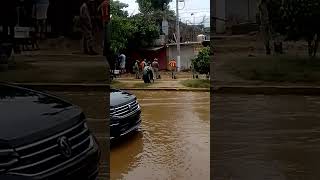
(166, 42), (204, 70)
(167, 19), (205, 43)
(126, 42), (206, 71)
(213, 0), (258, 34)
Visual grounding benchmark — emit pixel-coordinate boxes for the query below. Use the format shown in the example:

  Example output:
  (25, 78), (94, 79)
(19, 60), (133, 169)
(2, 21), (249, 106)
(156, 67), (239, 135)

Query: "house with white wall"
(166, 42), (204, 70)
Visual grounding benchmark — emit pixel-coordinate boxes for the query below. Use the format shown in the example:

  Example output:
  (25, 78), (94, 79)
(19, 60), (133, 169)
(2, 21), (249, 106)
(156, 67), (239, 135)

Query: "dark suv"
(0, 84), (100, 180)
(110, 89), (142, 140)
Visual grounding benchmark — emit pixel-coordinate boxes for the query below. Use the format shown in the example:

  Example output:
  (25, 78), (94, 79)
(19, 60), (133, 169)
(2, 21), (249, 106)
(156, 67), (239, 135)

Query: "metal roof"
(166, 42), (203, 46)
(139, 46), (165, 51)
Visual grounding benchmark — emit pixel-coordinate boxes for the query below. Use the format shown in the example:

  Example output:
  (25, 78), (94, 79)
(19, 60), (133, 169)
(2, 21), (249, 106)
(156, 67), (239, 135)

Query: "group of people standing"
(133, 58), (177, 82)
(133, 58), (160, 83)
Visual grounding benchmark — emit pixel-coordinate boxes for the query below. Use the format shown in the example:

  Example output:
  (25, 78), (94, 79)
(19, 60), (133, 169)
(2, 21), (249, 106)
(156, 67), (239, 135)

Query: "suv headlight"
(135, 100), (141, 109)
(0, 147), (19, 173)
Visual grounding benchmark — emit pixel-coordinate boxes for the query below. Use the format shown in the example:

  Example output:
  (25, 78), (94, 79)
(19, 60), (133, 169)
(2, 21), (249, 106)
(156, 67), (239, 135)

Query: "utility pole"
(176, 0), (181, 72)
(193, 15), (195, 41)
(191, 13), (196, 41)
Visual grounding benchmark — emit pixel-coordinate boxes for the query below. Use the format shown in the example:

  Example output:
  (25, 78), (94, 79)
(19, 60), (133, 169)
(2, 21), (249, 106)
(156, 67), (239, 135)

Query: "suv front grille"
(110, 100), (139, 117)
(9, 121), (92, 176)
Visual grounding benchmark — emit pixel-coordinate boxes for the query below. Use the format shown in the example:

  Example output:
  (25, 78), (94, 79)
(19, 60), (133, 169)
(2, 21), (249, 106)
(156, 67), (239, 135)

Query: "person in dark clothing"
(143, 62), (154, 83)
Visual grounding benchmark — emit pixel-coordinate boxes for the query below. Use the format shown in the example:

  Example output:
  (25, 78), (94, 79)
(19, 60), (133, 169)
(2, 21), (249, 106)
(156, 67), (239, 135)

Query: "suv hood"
(110, 89), (136, 107)
(0, 84), (84, 147)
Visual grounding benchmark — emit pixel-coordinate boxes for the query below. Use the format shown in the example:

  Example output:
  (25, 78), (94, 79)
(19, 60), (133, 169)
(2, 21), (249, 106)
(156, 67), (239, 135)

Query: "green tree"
(150, 0), (172, 10)
(136, 0), (172, 12)
(191, 47), (210, 74)
(136, 0), (153, 14)
(110, 0), (168, 53)
(110, 16), (135, 54)
(110, 0), (129, 17)
(268, 0), (320, 57)
(129, 14), (160, 47)
(110, 0), (134, 54)
(282, 0), (320, 57)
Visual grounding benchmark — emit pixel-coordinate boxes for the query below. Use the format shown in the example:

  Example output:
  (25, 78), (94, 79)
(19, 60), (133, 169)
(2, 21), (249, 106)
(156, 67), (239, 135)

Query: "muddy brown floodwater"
(213, 94), (320, 180)
(111, 91), (210, 180)
(48, 91), (108, 179)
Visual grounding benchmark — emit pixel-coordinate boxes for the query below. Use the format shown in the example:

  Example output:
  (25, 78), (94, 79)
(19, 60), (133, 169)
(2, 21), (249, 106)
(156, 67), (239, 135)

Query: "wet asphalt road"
(213, 94), (320, 180)
(110, 91), (210, 180)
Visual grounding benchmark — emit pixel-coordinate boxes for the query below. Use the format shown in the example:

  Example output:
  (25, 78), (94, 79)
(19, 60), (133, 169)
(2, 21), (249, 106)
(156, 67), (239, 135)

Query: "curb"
(11, 83), (209, 92)
(14, 54), (106, 58)
(12, 83), (320, 94)
(12, 83), (109, 91)
(119, 88), (209, 92)
(213, 86), (320, 95)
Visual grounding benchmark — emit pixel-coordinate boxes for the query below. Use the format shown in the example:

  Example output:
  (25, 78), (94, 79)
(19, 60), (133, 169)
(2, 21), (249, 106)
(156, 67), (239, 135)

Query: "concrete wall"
(213, 0), (258, 33)
(167, 44), (202, 70)
(226, 0), (258, 26)
(213, 0), (226, 33)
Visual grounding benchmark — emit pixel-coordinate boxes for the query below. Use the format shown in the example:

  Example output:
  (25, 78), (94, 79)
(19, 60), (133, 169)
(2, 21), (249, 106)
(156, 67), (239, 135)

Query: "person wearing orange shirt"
(168, 59), (177, 79)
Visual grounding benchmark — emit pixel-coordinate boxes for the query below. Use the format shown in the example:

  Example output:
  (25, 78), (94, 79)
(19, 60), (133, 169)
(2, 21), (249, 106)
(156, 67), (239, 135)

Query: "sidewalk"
(12, 82), (209, 92)
(2, 50), (210, 91)
(1, 51), (107, 84)
(113, 79), (186, 88)
(12, 82), (320, 94)
(7, 38), (320, 94)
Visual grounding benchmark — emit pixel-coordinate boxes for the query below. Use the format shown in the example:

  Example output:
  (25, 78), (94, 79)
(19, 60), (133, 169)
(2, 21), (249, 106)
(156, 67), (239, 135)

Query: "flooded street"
(111, 91), (210, 180)
(48, 90), (209, 180)
(48, 91), (108, 179)
(213, 94), (320, 180)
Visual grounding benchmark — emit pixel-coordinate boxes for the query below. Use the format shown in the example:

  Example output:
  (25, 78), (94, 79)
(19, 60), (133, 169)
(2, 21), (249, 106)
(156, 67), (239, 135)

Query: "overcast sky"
(118, 0), (210, 27)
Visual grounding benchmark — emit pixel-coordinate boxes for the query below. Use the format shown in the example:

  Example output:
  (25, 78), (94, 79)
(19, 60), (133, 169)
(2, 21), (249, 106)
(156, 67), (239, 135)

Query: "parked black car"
(110, 89), (142, 140)
(0, 84), (100, 180)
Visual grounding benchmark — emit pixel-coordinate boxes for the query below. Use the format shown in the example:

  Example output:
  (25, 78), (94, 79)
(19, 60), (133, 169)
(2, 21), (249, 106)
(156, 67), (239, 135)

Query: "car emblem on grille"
(128, 104), (132, 111)
(58, 136), (72, 158)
